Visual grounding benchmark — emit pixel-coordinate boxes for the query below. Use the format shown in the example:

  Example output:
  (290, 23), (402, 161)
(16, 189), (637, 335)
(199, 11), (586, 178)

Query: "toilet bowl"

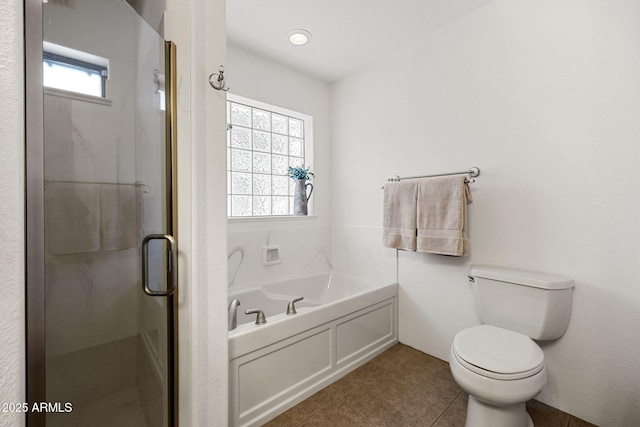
(449, 265), (574, 427)
(449, 325), (548, 427)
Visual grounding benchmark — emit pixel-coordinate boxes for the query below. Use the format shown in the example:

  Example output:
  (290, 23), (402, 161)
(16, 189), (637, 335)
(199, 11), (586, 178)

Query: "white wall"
(183, 0), (229, 424)
(0, 0), (25, 426)
(330, 0), (640, 425)
(225, 45), (333, 290)
(0, 0), (229, 426)
(227, 44), (332, 227)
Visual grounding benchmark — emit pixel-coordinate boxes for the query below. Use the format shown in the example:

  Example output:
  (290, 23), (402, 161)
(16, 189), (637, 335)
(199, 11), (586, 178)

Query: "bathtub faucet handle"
(245, 309), (267, 325)
(286, 297), (304, 315)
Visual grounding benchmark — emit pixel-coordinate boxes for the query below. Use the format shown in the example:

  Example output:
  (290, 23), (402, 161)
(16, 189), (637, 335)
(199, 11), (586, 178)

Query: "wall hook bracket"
(209, 65), (230, 91)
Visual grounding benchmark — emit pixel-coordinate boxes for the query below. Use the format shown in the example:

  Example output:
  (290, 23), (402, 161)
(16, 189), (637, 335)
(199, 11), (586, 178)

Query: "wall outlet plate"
(262, 245), (282, 266)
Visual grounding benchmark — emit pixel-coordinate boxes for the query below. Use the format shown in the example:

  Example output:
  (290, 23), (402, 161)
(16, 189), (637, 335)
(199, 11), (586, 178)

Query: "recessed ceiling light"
(288, 29), (312, 46)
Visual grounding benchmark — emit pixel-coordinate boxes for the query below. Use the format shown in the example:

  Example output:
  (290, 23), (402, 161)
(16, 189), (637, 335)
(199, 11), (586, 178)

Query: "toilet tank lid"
(469, 265), (574, 290)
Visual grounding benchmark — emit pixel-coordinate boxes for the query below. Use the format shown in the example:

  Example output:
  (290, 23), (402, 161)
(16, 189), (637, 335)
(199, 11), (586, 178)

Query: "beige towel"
(100, 185), (143, 251)
(416, 176), (473, 256)
(45, 183), (101, 254)
(383, 181), (418, 251)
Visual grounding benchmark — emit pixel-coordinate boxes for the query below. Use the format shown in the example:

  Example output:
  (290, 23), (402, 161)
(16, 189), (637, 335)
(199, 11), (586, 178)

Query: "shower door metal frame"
(25, 0), (46, 425)
(24, 1), (179, 424)
(165, 39), (179, 427)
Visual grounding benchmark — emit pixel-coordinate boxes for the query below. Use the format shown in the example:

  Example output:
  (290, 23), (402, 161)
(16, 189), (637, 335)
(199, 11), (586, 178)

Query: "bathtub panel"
(237, 328), (332, 416)
(228, 272), (398, 427)
(336, 303), (394, 364)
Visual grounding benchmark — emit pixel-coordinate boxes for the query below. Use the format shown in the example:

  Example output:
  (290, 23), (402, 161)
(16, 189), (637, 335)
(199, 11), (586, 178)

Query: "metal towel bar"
(381, 167), (480, 189)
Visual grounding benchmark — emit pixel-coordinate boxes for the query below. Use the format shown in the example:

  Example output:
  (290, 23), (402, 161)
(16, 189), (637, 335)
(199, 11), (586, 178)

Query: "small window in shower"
(227, 94), (313, 218)
(43, 42), (109, 99)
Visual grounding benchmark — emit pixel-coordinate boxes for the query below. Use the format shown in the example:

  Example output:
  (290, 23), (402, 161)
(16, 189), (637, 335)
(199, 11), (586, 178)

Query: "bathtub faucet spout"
(228, 299), (241, 331)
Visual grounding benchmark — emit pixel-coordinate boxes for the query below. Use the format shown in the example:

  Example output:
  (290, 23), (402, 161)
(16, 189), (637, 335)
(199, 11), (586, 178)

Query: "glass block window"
(227, 96), (311, 217)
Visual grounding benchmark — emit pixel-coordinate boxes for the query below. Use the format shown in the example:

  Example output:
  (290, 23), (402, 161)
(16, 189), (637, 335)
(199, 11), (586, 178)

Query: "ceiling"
(226, 0), (495, 83)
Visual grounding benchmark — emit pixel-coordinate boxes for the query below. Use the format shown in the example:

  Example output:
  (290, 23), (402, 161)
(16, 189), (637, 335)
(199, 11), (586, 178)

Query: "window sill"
(44, 87), (112, 106)
(228, 215), (317, 223)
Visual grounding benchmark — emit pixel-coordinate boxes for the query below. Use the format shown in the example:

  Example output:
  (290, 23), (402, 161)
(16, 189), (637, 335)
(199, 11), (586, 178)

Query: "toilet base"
(465, 396), (533, 427)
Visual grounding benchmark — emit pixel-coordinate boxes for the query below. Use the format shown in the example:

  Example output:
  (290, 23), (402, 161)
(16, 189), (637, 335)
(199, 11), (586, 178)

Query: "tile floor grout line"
(428, 389), (463, 426)
(291, 398), (339, 427)
(398, 373), (461, 407)
(334, 371), (383, 425)
(337, 397), (380, 426)
(288, 362), (387, 427)
(408, 379), (459, 402)
(338, 371), (452, 427)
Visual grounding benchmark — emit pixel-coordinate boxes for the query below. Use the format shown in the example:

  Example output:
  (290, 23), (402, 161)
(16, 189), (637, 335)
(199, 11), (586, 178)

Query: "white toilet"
(450, 265), (574, 427)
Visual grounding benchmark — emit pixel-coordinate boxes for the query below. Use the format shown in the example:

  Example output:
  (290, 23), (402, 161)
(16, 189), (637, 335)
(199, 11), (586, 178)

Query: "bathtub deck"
(263, 343), (597, 427)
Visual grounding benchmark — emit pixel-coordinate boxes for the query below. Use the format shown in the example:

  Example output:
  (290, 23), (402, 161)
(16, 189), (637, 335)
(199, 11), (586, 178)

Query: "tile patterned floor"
(264, 344), (597, 427)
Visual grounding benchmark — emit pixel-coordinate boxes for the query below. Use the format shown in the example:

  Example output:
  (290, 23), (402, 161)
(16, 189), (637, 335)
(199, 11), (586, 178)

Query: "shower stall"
(25, 0), (178, 425)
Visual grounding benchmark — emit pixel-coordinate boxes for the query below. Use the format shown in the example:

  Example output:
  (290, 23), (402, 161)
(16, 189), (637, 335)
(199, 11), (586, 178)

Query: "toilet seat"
(452, 325), (544, 380)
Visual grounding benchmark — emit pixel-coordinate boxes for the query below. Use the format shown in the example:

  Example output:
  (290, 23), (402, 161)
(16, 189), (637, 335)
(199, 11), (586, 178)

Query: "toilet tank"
(469, 265), (575, 340)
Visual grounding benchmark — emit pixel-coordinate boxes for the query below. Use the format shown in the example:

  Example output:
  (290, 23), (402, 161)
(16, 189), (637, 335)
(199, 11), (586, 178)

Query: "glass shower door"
(41, 1), (177, 426)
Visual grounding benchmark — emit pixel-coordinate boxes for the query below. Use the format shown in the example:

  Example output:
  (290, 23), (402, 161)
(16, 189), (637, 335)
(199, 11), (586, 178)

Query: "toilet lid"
(453, 325), (544, 380)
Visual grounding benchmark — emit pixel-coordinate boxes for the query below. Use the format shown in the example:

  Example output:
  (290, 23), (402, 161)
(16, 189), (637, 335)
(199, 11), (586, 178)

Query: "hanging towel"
(100, 185), (143, 251)
(383, 181), (419, 251)
(45, 183), (101, 254)
(416, 176), (473, 256)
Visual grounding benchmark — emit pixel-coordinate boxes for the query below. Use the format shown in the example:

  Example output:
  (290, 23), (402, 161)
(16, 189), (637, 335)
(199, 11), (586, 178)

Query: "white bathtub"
(228, 271), (398, 427)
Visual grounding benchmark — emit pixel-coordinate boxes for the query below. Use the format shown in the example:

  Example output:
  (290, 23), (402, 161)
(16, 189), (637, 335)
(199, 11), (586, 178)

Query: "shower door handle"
(141, 234), (177, 296)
